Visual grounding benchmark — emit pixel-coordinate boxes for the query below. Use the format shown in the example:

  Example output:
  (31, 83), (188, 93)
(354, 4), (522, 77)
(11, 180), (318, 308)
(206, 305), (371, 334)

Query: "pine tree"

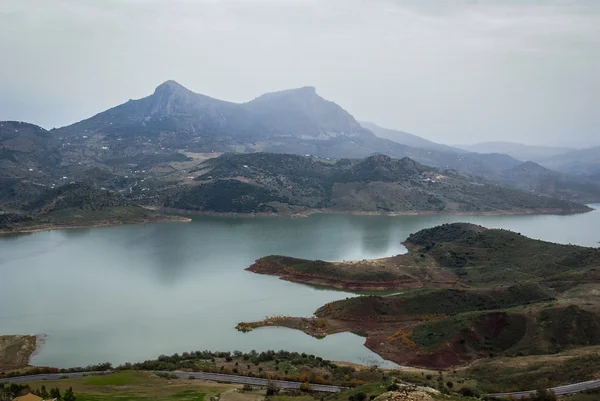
(50, 387), (62, 400)
(63, 387), (76, 401)
(41, 385), (49, 399)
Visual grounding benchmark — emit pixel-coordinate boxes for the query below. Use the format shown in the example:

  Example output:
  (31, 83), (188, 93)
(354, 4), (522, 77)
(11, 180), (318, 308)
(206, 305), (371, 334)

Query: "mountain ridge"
(158, 153), (591, 215)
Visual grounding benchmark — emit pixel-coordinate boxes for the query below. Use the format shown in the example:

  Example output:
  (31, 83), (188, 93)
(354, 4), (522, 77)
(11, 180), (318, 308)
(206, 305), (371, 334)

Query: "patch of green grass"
(76, 393), (204, 401)
(463, 353), (600, 392)
(83, 372), (137, 386)
(170, 390), (205, 400)
(566, 389), (600, 401)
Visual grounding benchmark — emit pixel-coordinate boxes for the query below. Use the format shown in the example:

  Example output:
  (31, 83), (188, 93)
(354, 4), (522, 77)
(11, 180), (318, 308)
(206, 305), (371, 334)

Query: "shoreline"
(2, 206), (592, 236)
(0, 215), (191, 236)
(157, 205), (594, 219)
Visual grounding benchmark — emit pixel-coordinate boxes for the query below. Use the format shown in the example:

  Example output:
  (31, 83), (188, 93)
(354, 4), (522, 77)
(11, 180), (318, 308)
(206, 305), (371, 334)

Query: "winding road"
(0, 371), (344, 393)
(2, 371), (600, 397)
(488, 379), (600, 399)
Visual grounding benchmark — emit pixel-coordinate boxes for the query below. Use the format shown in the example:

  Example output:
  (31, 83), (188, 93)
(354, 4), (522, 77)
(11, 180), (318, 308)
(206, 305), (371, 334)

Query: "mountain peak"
(153, 80), (192, 96)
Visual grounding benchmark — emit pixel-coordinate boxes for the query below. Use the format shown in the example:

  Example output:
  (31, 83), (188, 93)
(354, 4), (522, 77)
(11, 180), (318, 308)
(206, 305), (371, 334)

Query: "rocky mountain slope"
(160, 153), (591, 214)
(50, 81), (524, 178)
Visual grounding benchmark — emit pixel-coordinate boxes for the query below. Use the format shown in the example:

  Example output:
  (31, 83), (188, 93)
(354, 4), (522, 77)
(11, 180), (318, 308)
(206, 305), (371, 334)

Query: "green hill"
(405, 223), (600, 286)
(164, 153), (590, 214)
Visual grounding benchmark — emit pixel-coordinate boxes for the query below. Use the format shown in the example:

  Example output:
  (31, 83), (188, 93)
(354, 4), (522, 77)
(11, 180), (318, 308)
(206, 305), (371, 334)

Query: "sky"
(0, 0), (599, 147)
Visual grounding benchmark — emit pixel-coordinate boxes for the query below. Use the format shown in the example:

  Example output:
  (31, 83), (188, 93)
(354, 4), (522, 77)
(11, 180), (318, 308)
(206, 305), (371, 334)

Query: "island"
(239, 223), (600, 369)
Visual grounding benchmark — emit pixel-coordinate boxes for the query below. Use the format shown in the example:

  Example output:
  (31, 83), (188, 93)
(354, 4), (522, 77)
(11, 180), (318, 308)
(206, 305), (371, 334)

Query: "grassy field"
(460, 346), (600, 393)
(15, 371), (246, 401)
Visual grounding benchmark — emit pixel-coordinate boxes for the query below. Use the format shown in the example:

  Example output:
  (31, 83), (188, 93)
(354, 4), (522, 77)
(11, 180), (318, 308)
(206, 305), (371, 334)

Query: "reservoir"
(1, 206), (599, 368)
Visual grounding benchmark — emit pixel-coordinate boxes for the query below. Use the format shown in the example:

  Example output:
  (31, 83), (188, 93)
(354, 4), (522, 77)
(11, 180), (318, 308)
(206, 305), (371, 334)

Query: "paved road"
(489, 379), (600, 399)
(0, 371), (344, 393)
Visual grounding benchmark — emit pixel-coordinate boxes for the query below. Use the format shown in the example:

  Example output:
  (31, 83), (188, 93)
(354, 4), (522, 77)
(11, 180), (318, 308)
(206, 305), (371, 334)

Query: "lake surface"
(1, 206), (600, 369)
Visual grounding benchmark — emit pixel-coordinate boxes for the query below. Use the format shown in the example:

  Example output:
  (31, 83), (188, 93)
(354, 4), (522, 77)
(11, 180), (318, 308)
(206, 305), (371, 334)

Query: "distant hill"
(359, 121), (463, 154)
(537, 146), (600, 176)
(458, 141), (574, 162)
(160, 153), (590, 215)
(499, 161), (600, 203)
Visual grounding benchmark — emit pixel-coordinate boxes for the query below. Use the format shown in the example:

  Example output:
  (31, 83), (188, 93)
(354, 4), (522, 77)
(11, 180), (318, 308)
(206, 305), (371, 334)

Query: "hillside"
(240, 223), (600, 369)
(161, 153), (591, 215)
(0, 183), (185, 233)
(0, 121), (61, 179)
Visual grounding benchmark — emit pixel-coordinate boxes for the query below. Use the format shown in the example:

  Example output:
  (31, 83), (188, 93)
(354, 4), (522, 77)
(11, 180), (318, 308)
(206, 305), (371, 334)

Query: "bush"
(387, 383), (399, 391)
(349, 392), (367, 401)
(300, 382), (312, 392)
(459, 387), (479, 397)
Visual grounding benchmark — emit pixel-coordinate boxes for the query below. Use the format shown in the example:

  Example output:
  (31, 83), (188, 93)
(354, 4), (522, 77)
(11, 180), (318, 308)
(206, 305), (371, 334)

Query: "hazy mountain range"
(1, 80), (600, 214)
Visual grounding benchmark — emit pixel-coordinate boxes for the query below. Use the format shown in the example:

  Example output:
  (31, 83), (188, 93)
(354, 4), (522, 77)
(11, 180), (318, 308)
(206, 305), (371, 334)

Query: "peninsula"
(240, 223), (600, 369)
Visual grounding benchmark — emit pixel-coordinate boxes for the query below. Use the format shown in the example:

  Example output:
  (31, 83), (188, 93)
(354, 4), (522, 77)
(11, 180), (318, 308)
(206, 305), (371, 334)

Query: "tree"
(349, 392), (367, 401)
(41, 385), (49, 399)
(63, 387), (76, 401)
(50, 387), (62, 400)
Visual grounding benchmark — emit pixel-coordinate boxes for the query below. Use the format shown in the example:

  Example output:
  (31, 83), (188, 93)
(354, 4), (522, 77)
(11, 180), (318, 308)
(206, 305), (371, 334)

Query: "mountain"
(55, 81), (386, 159)
(499, 161), (600, 203)
(537, 146), (600, 176)
(359, 121), (464, 154)
(4, 81), (595, 204)
(458, 141), (574, 162)
(159, 153), (590, 215)
(52, 81), (522, 177)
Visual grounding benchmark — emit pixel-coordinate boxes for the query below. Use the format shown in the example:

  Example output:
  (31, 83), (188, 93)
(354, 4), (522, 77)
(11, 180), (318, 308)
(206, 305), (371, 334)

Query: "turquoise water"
(1, 206), (599, 368)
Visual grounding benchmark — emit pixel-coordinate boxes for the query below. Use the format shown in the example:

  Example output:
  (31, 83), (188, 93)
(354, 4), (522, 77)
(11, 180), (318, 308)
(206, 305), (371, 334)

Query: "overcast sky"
(1, 0), (598, 147)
